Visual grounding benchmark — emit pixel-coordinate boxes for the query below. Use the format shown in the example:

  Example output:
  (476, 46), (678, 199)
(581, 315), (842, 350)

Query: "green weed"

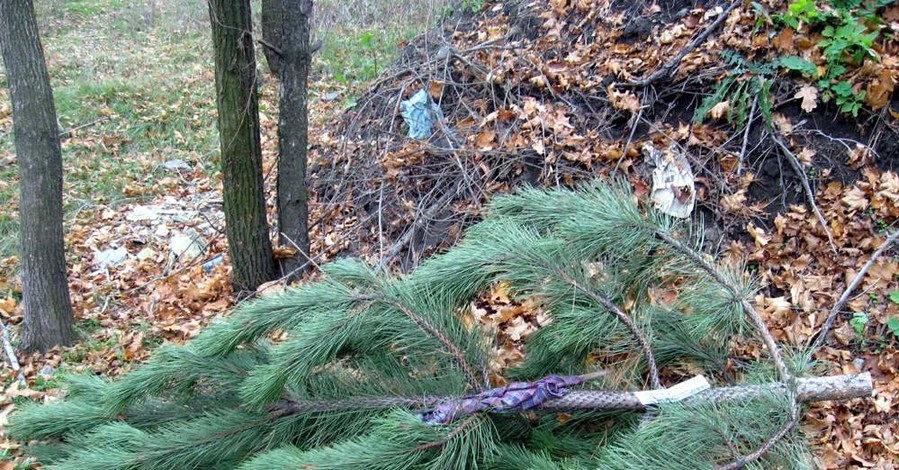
(772, 0), (889, 117)
(694, 50), (774, 128)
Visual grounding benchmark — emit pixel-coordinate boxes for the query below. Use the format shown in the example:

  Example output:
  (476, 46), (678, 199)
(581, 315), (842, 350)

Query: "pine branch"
(552, 268), (661, 390)
(377, 295), (482, 390)
(653, 230), (790, 382)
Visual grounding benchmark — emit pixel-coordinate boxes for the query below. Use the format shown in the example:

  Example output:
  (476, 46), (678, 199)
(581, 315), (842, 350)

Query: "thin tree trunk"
(0, 0), (76, 352)
(276, 0), (312, 279)
(261, 0), (284, 78)
(208, 0), (276, 292)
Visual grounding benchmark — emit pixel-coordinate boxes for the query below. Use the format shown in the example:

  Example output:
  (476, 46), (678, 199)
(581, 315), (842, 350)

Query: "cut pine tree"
(10, 182), (870, 470)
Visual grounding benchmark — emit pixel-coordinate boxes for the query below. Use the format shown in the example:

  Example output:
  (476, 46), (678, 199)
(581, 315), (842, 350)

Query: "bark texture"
(208, 0), (276, 292)
(261, 0), (284, 77)
(0, 0), (76, 353)
(275, 0), (312, 279)
(271, 372), (873, 415)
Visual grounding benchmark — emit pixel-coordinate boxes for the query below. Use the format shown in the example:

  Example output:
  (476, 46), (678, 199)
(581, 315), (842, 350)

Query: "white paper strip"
(633, 375), (711, 406)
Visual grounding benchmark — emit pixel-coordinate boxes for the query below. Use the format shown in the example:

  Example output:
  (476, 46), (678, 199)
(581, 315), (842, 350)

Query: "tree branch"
(653, 230), (791, 381)
(269, 372), (871, 416)
(629, 1), (741, 87)
(809, 230), (899, 352)
(771, 134), (837, 254)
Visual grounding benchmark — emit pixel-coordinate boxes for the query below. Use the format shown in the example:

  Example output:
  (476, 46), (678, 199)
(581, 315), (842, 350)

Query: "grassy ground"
(0, 1), (449, 466)
(0, 0), (451, 283)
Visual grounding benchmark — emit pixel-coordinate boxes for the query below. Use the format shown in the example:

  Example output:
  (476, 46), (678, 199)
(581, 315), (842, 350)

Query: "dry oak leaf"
(797, 147), (816, 166)
(708, 100), (730, 120)
(875, 171), (899, 205)
(721, 189), (747, 213)
(795, 85), (819, 113)
(475, 129), (497, 150)
(746, 222), (770, 247)
(607, 85), (640, 112)
(847, 144), (873, 169)
(842, 186), (870, 211)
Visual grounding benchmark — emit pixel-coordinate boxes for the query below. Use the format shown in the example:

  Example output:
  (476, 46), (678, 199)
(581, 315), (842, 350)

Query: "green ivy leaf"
(888, 317), (899, 337)
(777, 56), (819, 77)
(850, 312), (869, 336)
(890, 290), (899, 304)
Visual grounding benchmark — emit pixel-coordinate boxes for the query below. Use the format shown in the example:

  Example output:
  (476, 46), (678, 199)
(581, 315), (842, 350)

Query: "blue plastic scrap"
(400, 89), (445, 140)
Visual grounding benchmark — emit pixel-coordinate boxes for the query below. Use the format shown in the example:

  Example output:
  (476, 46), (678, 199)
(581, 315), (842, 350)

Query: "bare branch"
(629, 1), (741, 87)
(771, 134), (837, 254)
(810, 230), (899, 352)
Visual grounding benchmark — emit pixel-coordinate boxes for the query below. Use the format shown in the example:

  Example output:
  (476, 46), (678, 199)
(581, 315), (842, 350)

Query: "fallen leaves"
(607, 85), (640, 113)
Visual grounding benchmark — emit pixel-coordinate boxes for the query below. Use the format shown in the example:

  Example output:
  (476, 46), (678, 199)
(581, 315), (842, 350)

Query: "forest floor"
(1, 0), (899, 468)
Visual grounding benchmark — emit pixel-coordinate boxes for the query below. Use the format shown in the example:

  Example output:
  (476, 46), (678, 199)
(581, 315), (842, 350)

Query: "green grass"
(313, 0), (450, 88)
(0, 0), (449, 281)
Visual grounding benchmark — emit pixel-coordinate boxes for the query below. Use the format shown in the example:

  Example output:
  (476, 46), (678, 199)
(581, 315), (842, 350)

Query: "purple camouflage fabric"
(421, 374), (587, 424)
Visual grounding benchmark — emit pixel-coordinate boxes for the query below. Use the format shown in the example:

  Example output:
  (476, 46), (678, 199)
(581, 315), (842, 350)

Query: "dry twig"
(809, 230), (899, 352)
(630, 0), (741, 87)
(771, 134), (838, 255)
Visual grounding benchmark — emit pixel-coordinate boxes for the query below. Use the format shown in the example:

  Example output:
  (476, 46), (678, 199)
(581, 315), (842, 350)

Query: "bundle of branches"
(11, 182), (870, 469)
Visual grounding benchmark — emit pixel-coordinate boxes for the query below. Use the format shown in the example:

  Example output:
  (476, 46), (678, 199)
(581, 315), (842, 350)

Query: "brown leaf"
(795, 85), (819, 113)
(708, 100), (730, 120)
(607, 85), (640, 113)
(797, 147), (816, 166)
(475, 129), (497, 150)
(842, 186), (869, 211)
(747, 222), (770, 247)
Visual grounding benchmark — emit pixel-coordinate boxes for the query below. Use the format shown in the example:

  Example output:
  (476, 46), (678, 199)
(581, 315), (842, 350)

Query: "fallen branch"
(630, 0), (741, 87)
(271, 372), (871, 415)
(737, 95), (758, 175)
(58, 117), (109, 137)
(772, 134), (838, 255)
(0, 318), (21, 372)
(653, 230), (791, 382)
(810, 230), (899, 352)
(377, 183), (461, 271)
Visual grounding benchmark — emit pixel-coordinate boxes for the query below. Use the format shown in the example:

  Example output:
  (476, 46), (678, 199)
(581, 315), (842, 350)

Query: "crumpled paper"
(644, 143), (695, 218)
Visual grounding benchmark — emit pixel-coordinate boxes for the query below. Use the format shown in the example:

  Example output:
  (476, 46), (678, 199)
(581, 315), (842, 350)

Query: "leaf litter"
(1, 0), (899, 468)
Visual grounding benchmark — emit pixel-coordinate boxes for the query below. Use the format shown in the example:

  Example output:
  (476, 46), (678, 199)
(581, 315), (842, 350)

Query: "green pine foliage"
(10, 181), (810, 469)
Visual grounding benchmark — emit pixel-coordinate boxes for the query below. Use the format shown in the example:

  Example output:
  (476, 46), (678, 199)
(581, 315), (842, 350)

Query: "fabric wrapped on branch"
(420, 374), (590, 424)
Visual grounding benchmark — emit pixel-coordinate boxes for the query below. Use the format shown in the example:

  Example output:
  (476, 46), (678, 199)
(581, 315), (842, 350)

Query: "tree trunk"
(0, 0), (76, 352)
(275, 0), (312, 280)
(208, 0), (276, 292)
(261, 0), (284, 78)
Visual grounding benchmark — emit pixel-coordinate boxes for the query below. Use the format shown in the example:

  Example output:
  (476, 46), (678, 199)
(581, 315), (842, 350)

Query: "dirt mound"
(308, 0), (897, 270)
(303, 1), (899, 466)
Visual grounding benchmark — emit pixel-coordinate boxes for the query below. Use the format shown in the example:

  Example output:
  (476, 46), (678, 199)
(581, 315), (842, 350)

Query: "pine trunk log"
(0, 0), (76, 353)
(273, 373), (873, 415)
(275, 0), (312, 280)
(208, 0), (276, 292)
